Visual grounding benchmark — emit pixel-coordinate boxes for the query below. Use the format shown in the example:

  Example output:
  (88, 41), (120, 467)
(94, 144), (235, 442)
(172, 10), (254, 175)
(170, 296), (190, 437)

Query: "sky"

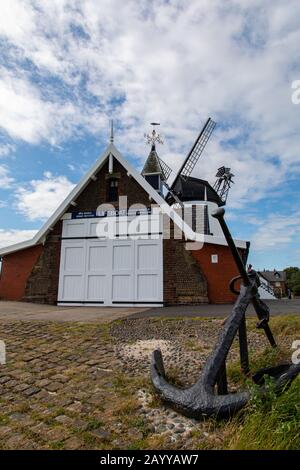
(0, 0), (299, 270)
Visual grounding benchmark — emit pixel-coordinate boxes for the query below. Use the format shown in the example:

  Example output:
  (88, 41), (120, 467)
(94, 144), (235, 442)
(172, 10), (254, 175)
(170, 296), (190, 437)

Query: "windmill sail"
(172, 117), (216, 187)
(158, 157), (172, 181)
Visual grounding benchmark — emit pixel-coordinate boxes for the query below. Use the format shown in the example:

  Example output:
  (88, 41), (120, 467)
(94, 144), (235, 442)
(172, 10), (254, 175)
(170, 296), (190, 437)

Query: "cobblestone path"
(0, 321), (140, 450)
(0, 317), (294, 450)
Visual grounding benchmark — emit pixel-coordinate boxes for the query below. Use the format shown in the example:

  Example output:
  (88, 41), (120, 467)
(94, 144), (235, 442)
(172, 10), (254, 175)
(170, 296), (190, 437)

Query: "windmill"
(213, 166), (235, 204)
(142, 118), (235, 209)
(141, 118), (236, 237)
(164, 117), (216, 205)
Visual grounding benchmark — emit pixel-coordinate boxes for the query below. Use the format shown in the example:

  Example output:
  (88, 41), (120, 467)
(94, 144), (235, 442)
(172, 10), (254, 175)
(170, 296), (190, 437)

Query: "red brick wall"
(0, 245), (43, 301)
(75, 159), (151, 211)
(191, 244), (243, 303)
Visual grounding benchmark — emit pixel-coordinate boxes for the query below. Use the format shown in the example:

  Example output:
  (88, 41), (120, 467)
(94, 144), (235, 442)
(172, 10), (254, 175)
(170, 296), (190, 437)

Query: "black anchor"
(150, 208), (300, 419)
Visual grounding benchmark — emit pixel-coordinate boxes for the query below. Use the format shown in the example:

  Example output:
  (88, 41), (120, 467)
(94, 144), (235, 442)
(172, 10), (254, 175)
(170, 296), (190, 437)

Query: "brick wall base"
(163, 237), (208, 305)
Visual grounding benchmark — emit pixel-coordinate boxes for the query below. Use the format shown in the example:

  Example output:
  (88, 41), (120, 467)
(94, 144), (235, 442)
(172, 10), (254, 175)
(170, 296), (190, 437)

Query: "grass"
(247, 314), (300, 335)
(270, 315), (300, 335)
(0, 414), (10, 425)
(225, 377), (300, 449)
(85, 418), (105, 431)
(184, 338), (206, 352)
(222, 315), (300, 449)
(50, 440), (65, 450)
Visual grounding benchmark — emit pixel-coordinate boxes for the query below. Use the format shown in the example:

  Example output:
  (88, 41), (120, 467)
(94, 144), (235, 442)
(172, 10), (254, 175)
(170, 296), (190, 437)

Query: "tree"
(284, 267), (300, 294)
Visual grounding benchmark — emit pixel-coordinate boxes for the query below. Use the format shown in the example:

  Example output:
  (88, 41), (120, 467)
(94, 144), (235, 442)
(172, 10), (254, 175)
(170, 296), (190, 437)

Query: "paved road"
(127, 299), (300, 319)
(0, 301), (147, 323)
(0, 299), (299, 323)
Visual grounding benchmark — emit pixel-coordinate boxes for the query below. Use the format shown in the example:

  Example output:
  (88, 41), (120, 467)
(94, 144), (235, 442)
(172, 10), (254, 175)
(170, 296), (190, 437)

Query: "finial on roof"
(144, 122), (163, 150)
(110, 119), (114, 143)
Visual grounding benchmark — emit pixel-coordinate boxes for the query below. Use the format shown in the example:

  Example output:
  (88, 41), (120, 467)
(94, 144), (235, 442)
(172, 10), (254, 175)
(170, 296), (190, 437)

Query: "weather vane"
(144, 122), (163, 147)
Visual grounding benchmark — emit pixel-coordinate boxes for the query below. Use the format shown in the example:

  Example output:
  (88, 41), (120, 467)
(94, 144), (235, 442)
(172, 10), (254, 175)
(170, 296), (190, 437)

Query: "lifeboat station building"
(0, 134), (248, 306)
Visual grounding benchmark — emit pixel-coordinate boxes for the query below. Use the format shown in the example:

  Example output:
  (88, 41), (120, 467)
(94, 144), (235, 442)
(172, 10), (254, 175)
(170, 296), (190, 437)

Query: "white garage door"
(57, 215), (163, 306)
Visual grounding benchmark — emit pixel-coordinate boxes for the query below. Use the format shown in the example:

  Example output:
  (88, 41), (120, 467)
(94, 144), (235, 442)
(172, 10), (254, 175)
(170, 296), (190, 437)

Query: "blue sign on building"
(71, 207), (151, 219)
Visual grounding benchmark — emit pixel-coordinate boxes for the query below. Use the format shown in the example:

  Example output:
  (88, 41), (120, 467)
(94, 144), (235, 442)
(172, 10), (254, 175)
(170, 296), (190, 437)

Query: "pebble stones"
(115, 337), (206, 386)
(136, 389), (195, 440)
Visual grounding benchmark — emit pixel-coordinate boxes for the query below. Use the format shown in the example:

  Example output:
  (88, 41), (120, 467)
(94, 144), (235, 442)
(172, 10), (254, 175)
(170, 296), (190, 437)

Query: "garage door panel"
(88, 220), (109, 237)
(137, 243), (160, 270)
(63, 221), (86, 238)
(137, 274), (158, 300)
(64, 246), (84, 271)
(86, 275), (106, 301)
(135, 239), (163, 302)
(87, 244), (108, 271)
(62, 275), (84, 300)
(112, 274), (133, 300)
(112, 244), (132, 270)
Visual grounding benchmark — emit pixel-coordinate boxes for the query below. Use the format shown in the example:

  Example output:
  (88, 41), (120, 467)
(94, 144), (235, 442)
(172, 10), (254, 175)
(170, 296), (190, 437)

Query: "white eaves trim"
(0, 143), (247, 257)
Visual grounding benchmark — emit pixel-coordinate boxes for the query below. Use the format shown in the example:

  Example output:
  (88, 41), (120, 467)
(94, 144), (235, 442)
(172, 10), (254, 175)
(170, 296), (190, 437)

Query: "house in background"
(257, 272), (277, 299)
(258, 270), (287, 298)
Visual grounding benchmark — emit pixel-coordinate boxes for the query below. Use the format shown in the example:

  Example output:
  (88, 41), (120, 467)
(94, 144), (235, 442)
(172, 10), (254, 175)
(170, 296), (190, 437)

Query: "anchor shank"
(239, 316), (250, 374)
(202, 284), (252, 387)
(212, 208), (277, 348)
(212, 208), (250, 286)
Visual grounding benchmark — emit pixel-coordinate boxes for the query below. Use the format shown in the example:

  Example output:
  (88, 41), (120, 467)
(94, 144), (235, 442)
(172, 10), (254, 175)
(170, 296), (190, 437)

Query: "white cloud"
(0, 143), (15, 158)
(0, 229), (37, 248)
(0, 67), (87, 145)
(0, 164), (14, 188)
(15, 172), (75, 221)
(251, 211), (300, 251)
(0, 0), (300, 211)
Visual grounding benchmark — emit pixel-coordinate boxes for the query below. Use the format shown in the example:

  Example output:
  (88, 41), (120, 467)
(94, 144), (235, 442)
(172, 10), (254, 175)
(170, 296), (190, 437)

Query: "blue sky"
(0, 0), (300, 270)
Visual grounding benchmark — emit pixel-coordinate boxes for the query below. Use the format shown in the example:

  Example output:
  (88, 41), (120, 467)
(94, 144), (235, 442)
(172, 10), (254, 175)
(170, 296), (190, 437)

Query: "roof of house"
(259, 270), (287, 282)
(0, 141), (248, 257)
